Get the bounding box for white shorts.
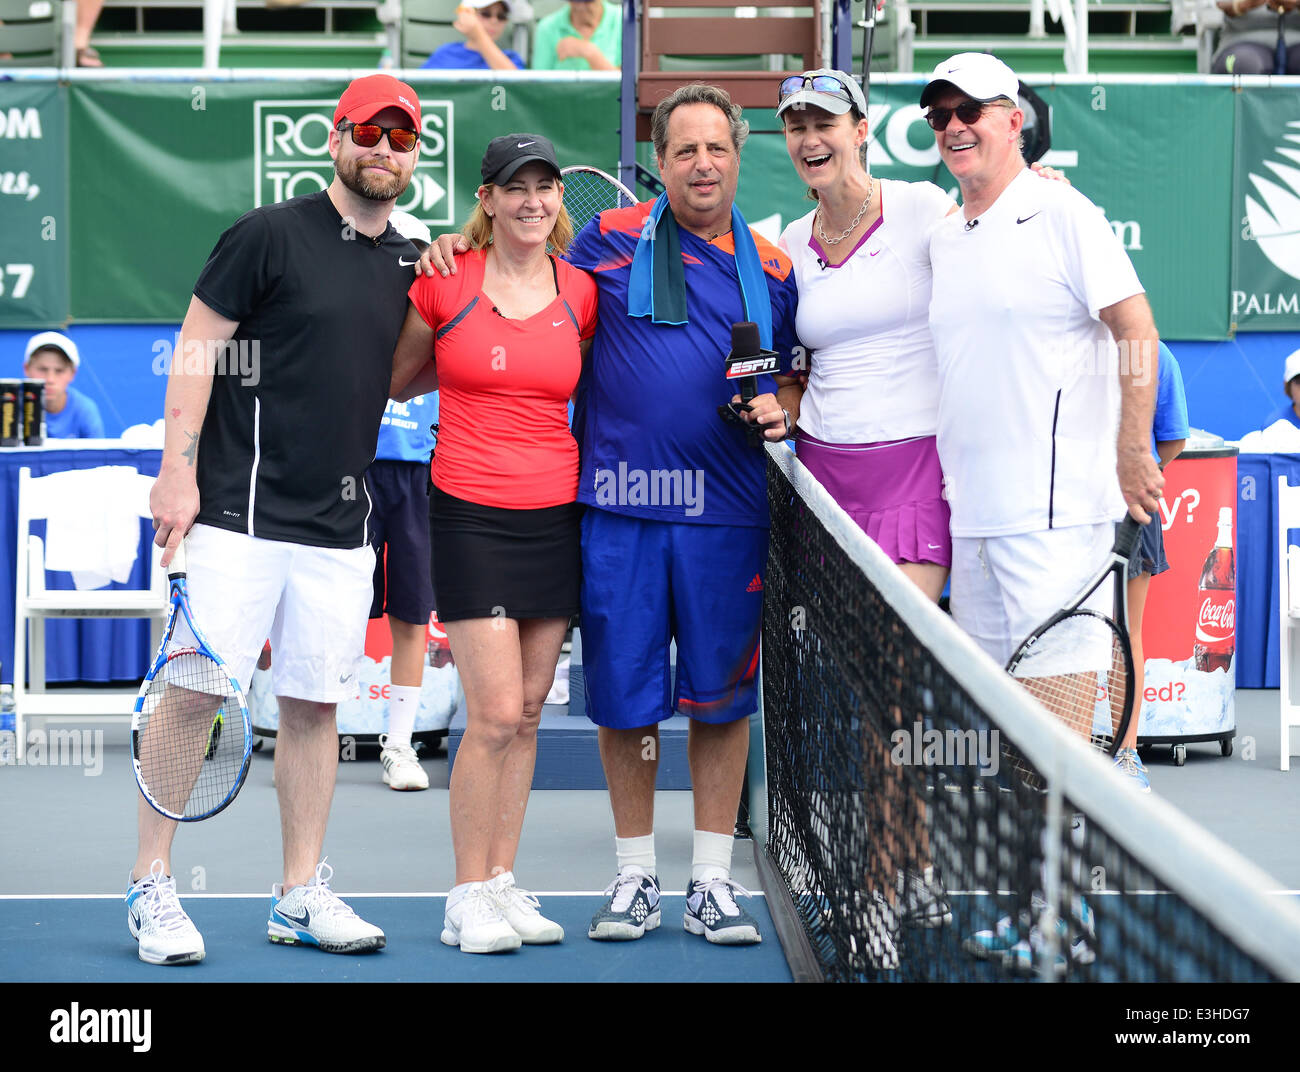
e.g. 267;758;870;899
171;523;375;704
950;523;1114;669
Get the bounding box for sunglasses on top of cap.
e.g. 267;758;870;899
778;74;855;107
925;99;1010;132
338;121;420;154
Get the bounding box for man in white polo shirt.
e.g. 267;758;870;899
923;52;1162;667
921;52;1164;973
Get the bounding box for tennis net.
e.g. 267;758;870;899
758;443;1300;983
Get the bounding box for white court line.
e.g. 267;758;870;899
0;890;770;900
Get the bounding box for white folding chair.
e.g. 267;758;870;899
1277;475;1300;771
13;465;168;761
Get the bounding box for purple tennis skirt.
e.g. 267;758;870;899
796;432;952;568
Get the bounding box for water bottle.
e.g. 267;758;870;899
378;48;395;70
0;684;16;765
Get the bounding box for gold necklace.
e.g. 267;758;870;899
817;176;875;247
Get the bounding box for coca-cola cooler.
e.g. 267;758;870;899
1135;441;1237;765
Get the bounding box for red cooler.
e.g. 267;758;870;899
1136;442;1238;765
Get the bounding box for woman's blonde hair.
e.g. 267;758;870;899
461;181;575;256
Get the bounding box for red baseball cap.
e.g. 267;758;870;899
333;74;421;130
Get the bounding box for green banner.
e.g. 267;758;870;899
0;82;69;327
66;78;619;321
1232;87;1300;331
698;81;1234;341
0;75;1288;337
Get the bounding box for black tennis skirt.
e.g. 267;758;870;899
429;484;582;622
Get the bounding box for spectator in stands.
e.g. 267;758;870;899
532;0;620;71
1262;346;1300;429
423;1;527;70
1212;0;1300;73
370;211;439;793
75;0;105;66
23;331;105;439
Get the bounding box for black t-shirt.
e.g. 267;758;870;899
192;191;417;548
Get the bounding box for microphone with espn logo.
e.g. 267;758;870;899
718;321;779;448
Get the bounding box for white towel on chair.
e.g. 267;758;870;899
39;467;154;589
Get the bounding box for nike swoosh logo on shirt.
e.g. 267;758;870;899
869;249;881;256
552;320;566;327
928;543;941;550
398;257;419;266
1016;212;1041;225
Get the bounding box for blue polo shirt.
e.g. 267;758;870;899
376;393;438;464
1152;342;1189;459
421;41;526;69
565;203;800;528
46;387;105;439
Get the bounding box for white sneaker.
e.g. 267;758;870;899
267;859;385;954
379;735;429;791
442;884;523;953
126;859;205;965
896;865;953;929
850;890;899;971
486;871;564;944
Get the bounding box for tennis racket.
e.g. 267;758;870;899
132;539;253;822
560;165;638;235
1003;516;1142;787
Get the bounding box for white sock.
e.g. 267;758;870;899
616;834;655;876
385;684;421;750
692;830;734;884
447;881;480;911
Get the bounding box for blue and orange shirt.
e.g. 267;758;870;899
566;202;801;528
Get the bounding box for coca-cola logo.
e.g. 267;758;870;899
1195;596;1235;644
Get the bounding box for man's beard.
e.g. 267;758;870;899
335;154;412;202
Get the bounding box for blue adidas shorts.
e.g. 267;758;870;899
580;509;766;729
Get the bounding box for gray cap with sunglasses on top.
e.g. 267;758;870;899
920;52;1019;109
776;69;868;118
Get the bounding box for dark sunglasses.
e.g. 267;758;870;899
477;6;509;19
778;74;855;107
925;99;1007;131
339;121;419;154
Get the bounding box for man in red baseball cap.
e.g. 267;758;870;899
126;74;431;967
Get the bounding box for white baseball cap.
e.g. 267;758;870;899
389;210;432;245
776;69;868;119
24;330;80;369
1284;346;1300;384
920;52;1020;109
461;0;532;18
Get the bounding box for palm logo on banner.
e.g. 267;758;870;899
1244;119;1300;281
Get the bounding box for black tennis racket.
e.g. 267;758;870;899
560;165;638;235
1003;516;1142;787
132;539;253;822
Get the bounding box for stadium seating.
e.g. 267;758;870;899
0;0;66;65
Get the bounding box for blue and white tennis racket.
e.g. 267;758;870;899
132;539;253;822
560;165;638;236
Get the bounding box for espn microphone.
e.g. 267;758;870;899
721;321;779;448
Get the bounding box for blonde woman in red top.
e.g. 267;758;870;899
391;134;597;954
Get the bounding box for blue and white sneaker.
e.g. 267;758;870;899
588;866;661;941
1113;748;1151;793
267;859;385;954
1004;897;1096;976
963;914;1021;960
684;876;762;945
126;859;205;965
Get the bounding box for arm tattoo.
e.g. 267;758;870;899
181;431;199;467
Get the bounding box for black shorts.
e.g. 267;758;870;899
429;484;581;622
368;459;436;624
1127;516;1170;580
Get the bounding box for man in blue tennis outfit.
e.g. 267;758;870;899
565;84;801;945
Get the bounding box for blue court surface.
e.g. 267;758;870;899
0;893;791;983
